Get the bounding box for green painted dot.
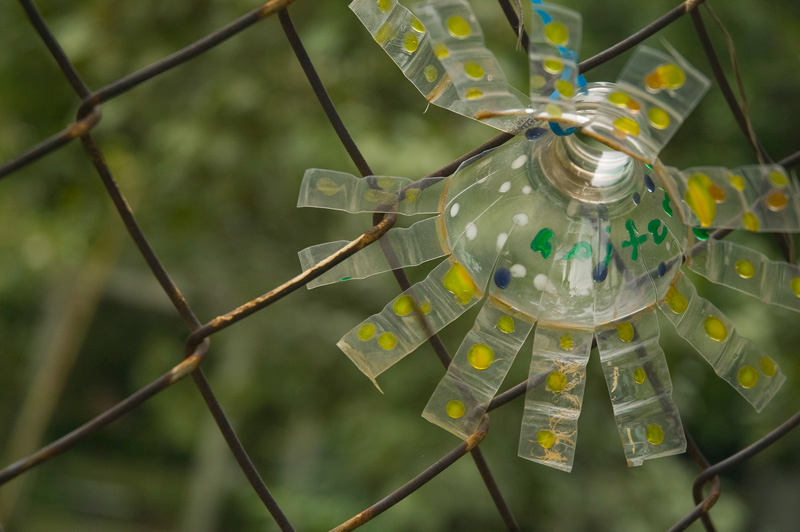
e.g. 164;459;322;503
403;31;419;52
537;430;556;449
559;335;573;350
692;227;709;241
646;424;665;445
546;371;567;393
737;366;758;388
791;277;800;298
446;15;471;38
378;332;397;350
316;177;340;196
468;343;494;370
377;0;392;12
497;315;515;334
419;301;432;315
617;322;635;342
634;367;646;384
424;64;438;82
704;316;727;342
357;323;376;341
446;400;465;418
769;170;789;188
393;295;415;316
759;356;776;377
735;260;755;279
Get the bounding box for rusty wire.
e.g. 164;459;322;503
0;0;799;530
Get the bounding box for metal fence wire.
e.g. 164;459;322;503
1;0;800;530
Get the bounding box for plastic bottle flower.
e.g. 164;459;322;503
296;0;797;472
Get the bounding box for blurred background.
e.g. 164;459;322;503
0;0;799;530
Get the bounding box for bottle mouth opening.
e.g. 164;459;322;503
538;131;640;204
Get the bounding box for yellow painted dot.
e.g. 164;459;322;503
742;212;760;232
791;277;800;298
648;107;671;130
646;423;665;445
665;285;688;314
613;116;640;136
316;177;340;196
497;315;515;334
545;103;562;118
378;332;397;350
410;16;425;33
403;31;419;53
634;367;646;384
737;366;759;389
769;171;788;188
686;173;716;227
554;80;574;98
393;295;415;316
358;323;376;341
544;21;569;45
609;92;630;106
735;260;754;279
433;43;450;59
543;58;563;73
766;191;789;212
447;15;471;38
537;430;556;449
704;316;727;342
465;87;484;100
759;356;777;377
546;371;567;393
464;61;484;79
708;184;727;203
656;64;685;89
442;262;477;305
468;343;494;370
375;23;394;45
530;74;546;89
424;65;438;83
405;188;420;203
729;174;746;191
617;322;635;343
377;0;392;13
419;300;432;315
446;400;465;418
559;335;573;350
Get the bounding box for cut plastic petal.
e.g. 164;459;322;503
299;216;448;289
422;295;535;438
578;46;710;162
518;324;592;472
658;272;786;412
349;0;530;133
667;164;800;231
528;2;582;122
297;169;443;214
596;308;686;467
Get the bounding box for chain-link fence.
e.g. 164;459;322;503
1;0;799;530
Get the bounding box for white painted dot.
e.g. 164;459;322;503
533;274;548;290
499;181;511;193
511;155;526;169
512;213;529;226
466;223;478;241
522;185;532;195
450;203;460;217
510;264;526;278
496;232;508;252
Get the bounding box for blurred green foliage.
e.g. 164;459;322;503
0;0;799;531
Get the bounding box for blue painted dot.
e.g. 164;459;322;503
657;262;666;277
592;262;608;283
525;127;547;141
645;174;655;193
494;268;512;289
633;192;641;205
